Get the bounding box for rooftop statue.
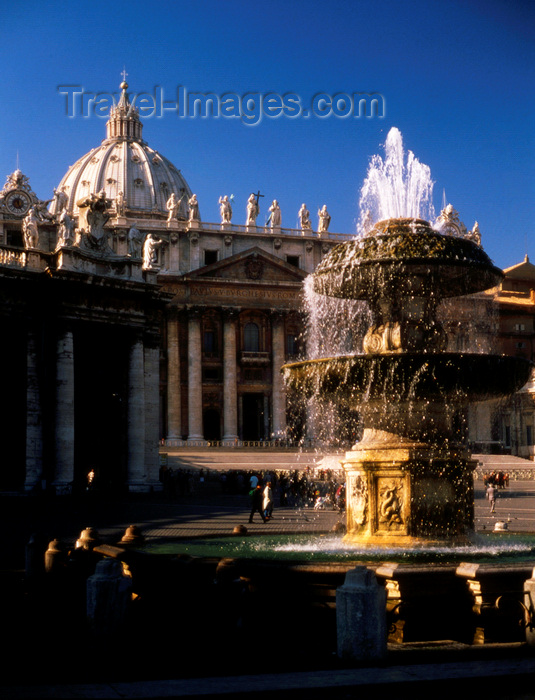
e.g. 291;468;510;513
299;203;311;231
53;186;68;214
143;233;163;269
5;169;30;191
246;193;259;226
317;205;331;234
76;190;111;251
22;207;39;249
188;194;200;222
166;192;181;225
268;199;281;228
57;209;75;248
469;221;482;246
219;195;232;223
127;225;143;258
115;190;125;216
435;203;468;238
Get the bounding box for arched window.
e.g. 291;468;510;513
244;322;260;352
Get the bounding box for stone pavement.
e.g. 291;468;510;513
1;464;535;699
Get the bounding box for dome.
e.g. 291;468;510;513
50;81;195;220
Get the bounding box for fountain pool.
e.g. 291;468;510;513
139;531;535;564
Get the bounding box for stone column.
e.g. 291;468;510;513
54;328;75;494
187;310;204;441
166;313;181;439
127;335;146;488
271;313;287;439
189;231;200;271
222;310;238;444
168;232;180;271
25;327;43;491
143;342;160;489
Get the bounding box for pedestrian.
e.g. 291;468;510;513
249;483;266;523
486;482;497;513
263;481;274;521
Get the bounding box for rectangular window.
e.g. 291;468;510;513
286;255;300;268
286;334;298;356
505;426;511;447
202;367;221;382
204;250;218;266
527;425;533;445
203;330;218;354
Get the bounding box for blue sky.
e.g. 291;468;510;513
1;0;533;268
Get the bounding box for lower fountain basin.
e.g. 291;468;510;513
138;531;535;565
283;352;533;403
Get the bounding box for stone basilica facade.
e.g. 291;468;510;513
0;81;348;494
1;81;534;495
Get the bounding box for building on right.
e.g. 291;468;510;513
462;254;535;458
487;255;535;458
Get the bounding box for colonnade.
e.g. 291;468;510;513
24;326;160;494
166;307;289;443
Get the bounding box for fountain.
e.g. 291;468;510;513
283;128;533;548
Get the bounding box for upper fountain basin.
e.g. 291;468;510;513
282;352;533;404
313;219;503;300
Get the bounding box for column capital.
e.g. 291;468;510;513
222;306;240;321
271;309;288;325
186;305;204;319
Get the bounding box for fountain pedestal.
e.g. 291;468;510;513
343;430;475;546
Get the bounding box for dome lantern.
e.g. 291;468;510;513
105;81;143;143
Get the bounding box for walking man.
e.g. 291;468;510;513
486;482;497;513
249;483;266;523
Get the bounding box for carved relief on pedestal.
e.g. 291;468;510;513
376;477;405;531
348;473;368;528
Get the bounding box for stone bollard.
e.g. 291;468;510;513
120;525;145;545
524;567;535;646
86;559;132;639
76;527;100;550
336;566;387;661
44;539;67;575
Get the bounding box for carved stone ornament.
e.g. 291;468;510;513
377;478;404;530
189;230;199;245
245;255;264;280
350;474;368;527
273;238;282;250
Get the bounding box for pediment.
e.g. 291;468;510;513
186;247;308;284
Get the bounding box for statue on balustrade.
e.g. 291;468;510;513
22;207;40;248
143;233;163;269
299;203;311;231
57;209;75;247
188;194;200;222
76;190;111;251
268;200;281;228
246;193;259;226
219;195;233;223
318;205;331;233
128;225;143;258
